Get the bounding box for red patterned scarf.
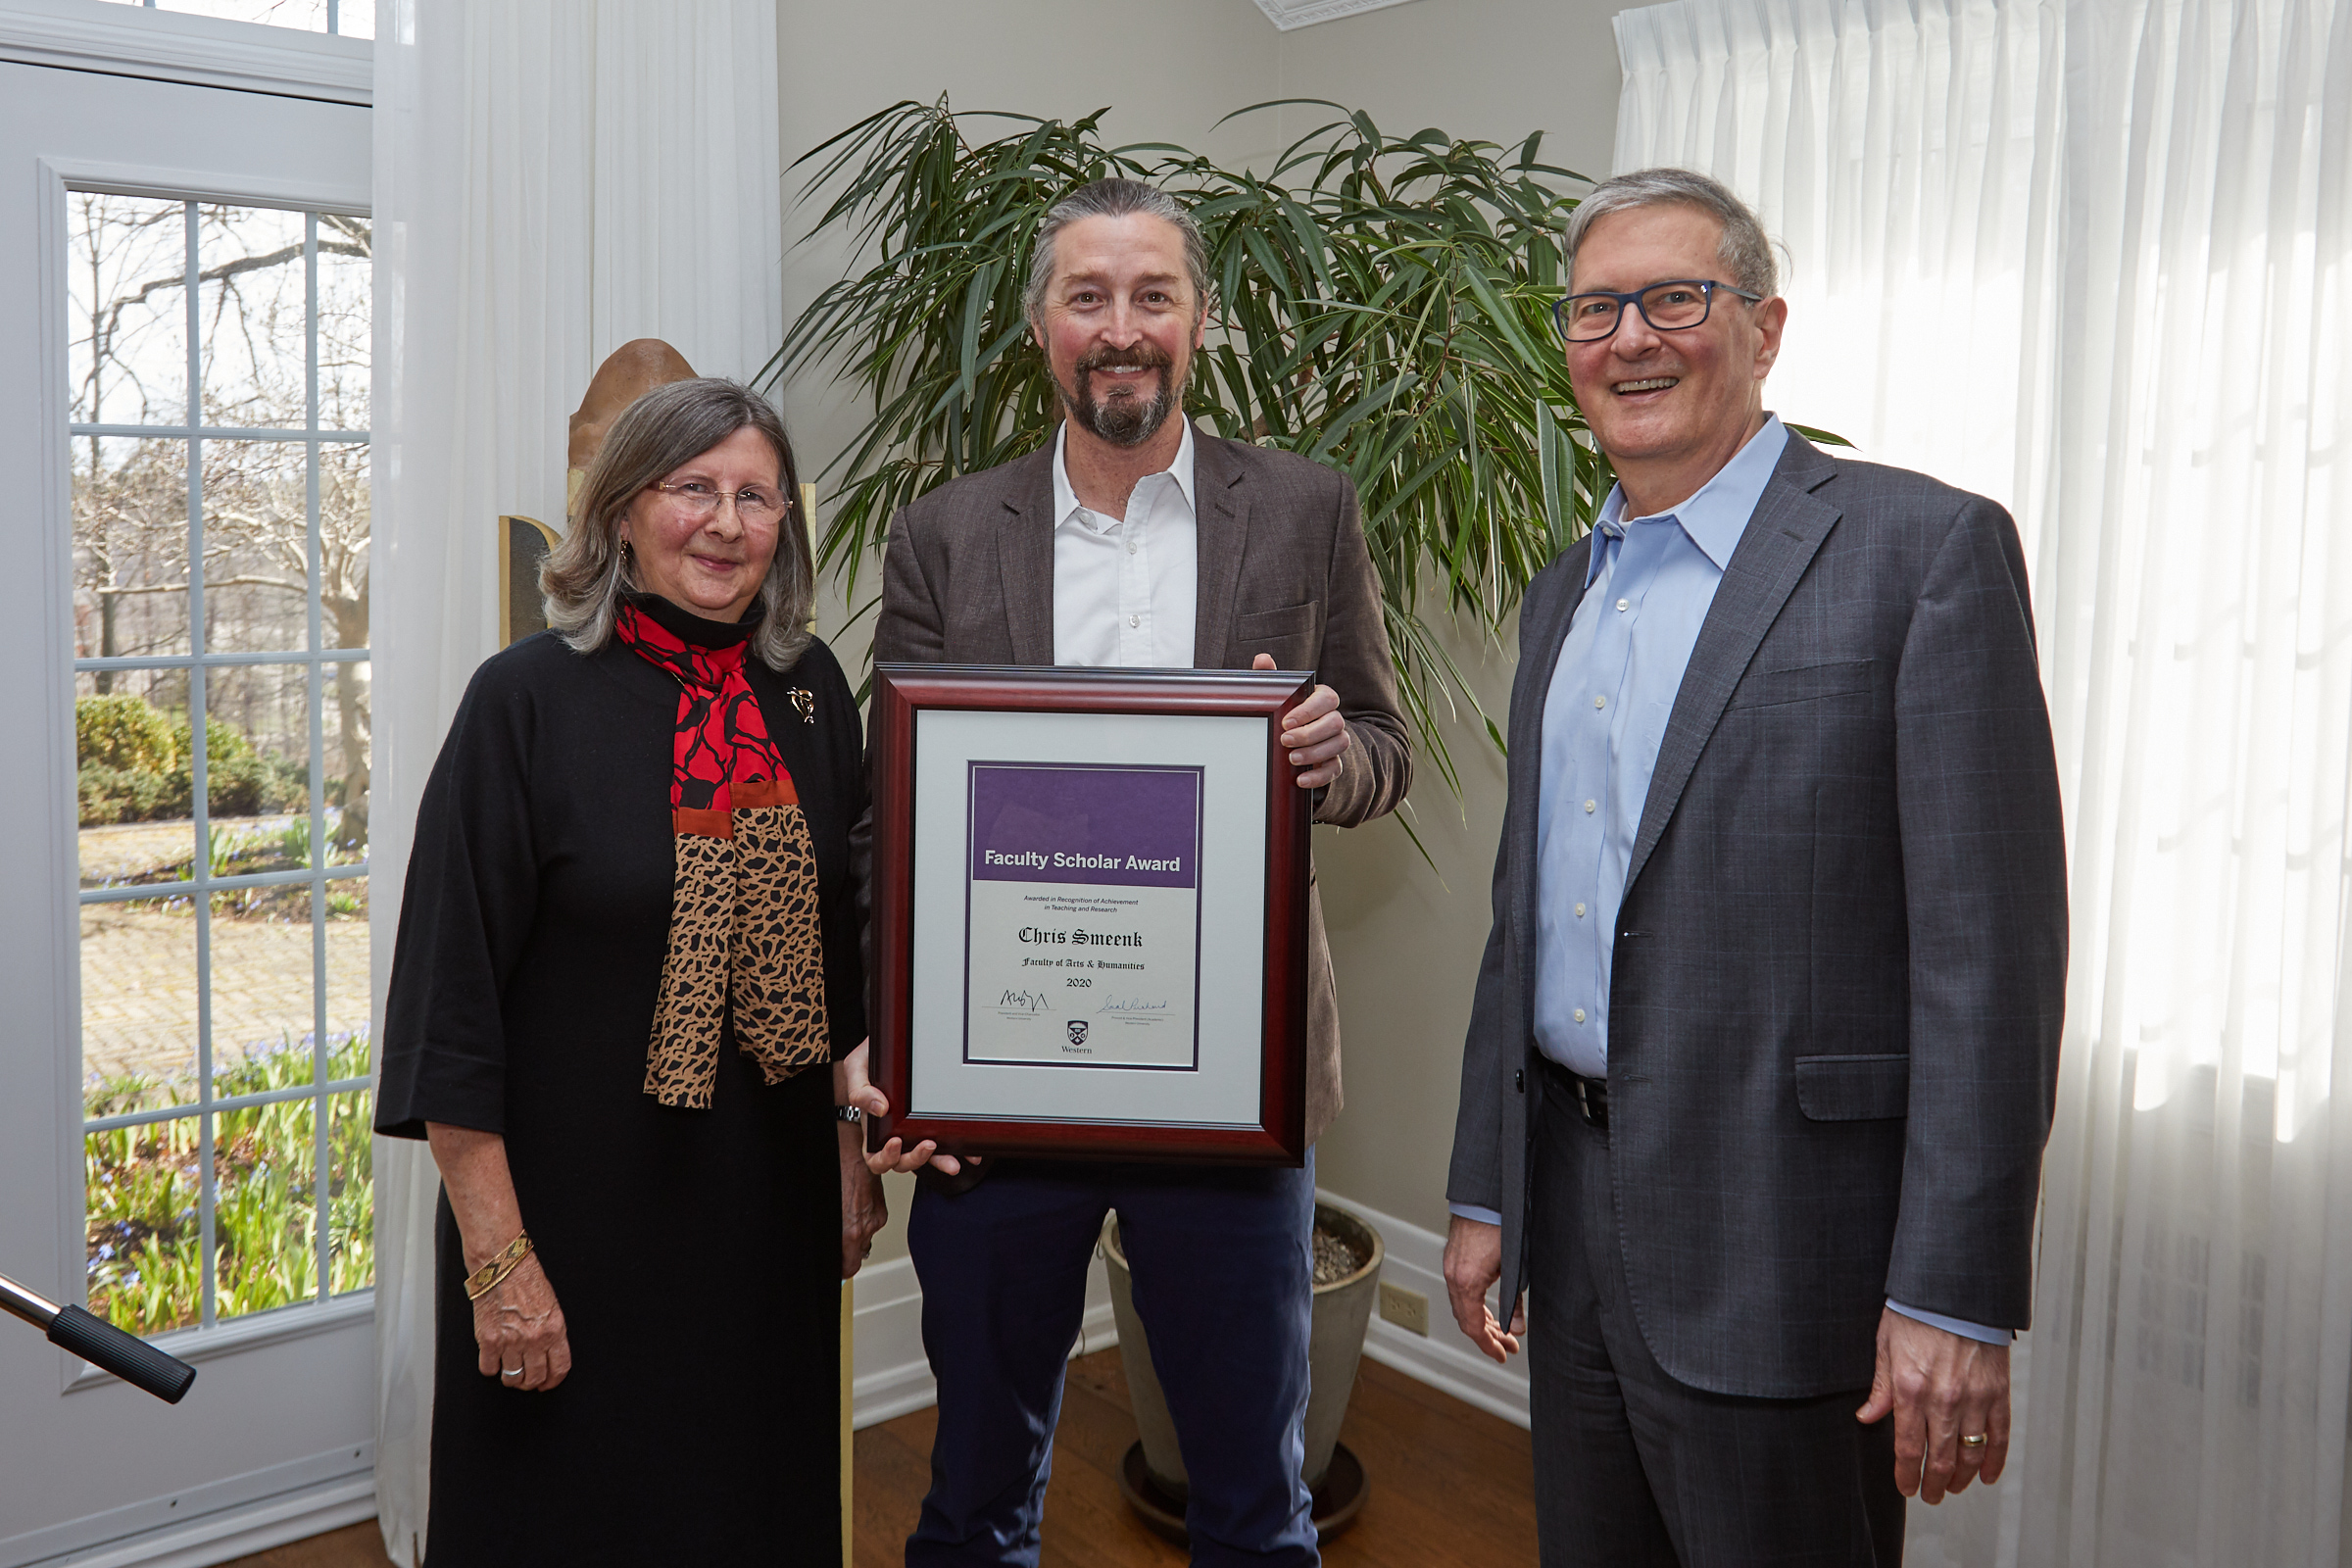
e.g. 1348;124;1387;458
612;600;829;1108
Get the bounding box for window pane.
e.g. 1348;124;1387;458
74;436;190;662
197;206;308;430
77;676;195;888
322;445;369;649
81;895;200;1119
202;440;313;652
325;658;371;851
70;194;188;428
199;662;314;821
80;816;196;897
152;0;325;29
208;889;319;1092
326;1089;373;1296
318;219;370;428
324;874;370;1074
214;1096;318;1320
85;0;373;38
85;1117;205;1336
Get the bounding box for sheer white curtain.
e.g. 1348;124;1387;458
369;3;781;1559
1614;0;2352;1562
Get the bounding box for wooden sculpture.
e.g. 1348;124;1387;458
502;339;701;648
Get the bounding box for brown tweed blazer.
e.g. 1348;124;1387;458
867;427;1411;1145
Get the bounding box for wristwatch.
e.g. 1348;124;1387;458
834;1104;863;1124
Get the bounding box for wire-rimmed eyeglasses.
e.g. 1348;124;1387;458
649;479;790;526
1552;279;1764;344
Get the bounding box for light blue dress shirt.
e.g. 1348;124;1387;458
1452;415;2005;1347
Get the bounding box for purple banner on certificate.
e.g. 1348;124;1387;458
963;762;1203;1070
968;764;1200;890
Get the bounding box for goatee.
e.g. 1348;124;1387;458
1057;342;1181;448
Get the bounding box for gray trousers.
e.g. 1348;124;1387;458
1527;1071;1906;1567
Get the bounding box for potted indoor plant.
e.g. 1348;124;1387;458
1102;1203;1383;1541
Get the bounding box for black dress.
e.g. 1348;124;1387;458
375;606;863;1567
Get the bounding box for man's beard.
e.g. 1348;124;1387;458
1056;342;1182;448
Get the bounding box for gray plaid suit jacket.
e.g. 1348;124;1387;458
1446;432;2067;1397
868;428;1411;1146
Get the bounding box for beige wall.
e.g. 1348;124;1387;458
777;0;1623;1255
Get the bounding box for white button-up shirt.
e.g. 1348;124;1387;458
1050;418;1199;668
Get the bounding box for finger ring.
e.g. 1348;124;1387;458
501;1367;523;1378
1959;1433;1988;1448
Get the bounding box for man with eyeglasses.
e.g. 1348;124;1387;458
864;176;1409;1567
1443;168;2066;1564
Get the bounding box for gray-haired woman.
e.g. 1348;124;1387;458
375;378;947;1565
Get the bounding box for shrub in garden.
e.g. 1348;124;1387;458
77;693;176;772
73;698;308;826
77;762;176;827
163;717;308;818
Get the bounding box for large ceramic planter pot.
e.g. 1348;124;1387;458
1102;1202;1383;1539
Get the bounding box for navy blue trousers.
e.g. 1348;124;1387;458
905;1153;1320;1567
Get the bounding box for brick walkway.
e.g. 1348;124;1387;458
76;817;371;1092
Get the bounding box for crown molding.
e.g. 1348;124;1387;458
0;0;368;106
1251;0;1427;30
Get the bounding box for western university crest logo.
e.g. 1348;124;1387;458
1067;1019;1090;1046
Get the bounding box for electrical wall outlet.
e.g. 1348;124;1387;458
1379;1281;1430;1336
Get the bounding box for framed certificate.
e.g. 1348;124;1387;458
868;664;1313;1164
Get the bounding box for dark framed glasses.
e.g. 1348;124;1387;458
1552;279;1764;344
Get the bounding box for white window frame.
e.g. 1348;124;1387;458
0;0;368;104
34;143;376;1388
3;37;378;1560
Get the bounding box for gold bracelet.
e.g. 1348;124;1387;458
464;1230;534;1301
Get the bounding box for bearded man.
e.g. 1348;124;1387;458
867;177;1410;1567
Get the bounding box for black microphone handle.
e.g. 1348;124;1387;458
46;1305;199;1404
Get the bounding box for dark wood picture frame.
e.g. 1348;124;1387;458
867;663;1313;1164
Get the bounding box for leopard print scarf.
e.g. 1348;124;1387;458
612;599;829;1108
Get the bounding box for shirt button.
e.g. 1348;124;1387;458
1127;540;1138;555
1573;1007;1588;1024
1616;598;1630;612
1584;799;1596;813
1575;903;1586;918
1128;613;1141;628
1593;695;1606;710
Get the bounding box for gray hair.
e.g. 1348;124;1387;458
1023;177;1210;328
1562;168;1779;300
541;378;812;671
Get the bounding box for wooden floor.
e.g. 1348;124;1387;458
856;1348;1537;1568
220;1522;395;1568
226;1348;1536;1568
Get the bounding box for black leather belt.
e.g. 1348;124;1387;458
1540;1055;1608;1130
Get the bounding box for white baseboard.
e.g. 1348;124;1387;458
845;1191;1529;1433
2;1445;375;1568
1318;1190;1531;1430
